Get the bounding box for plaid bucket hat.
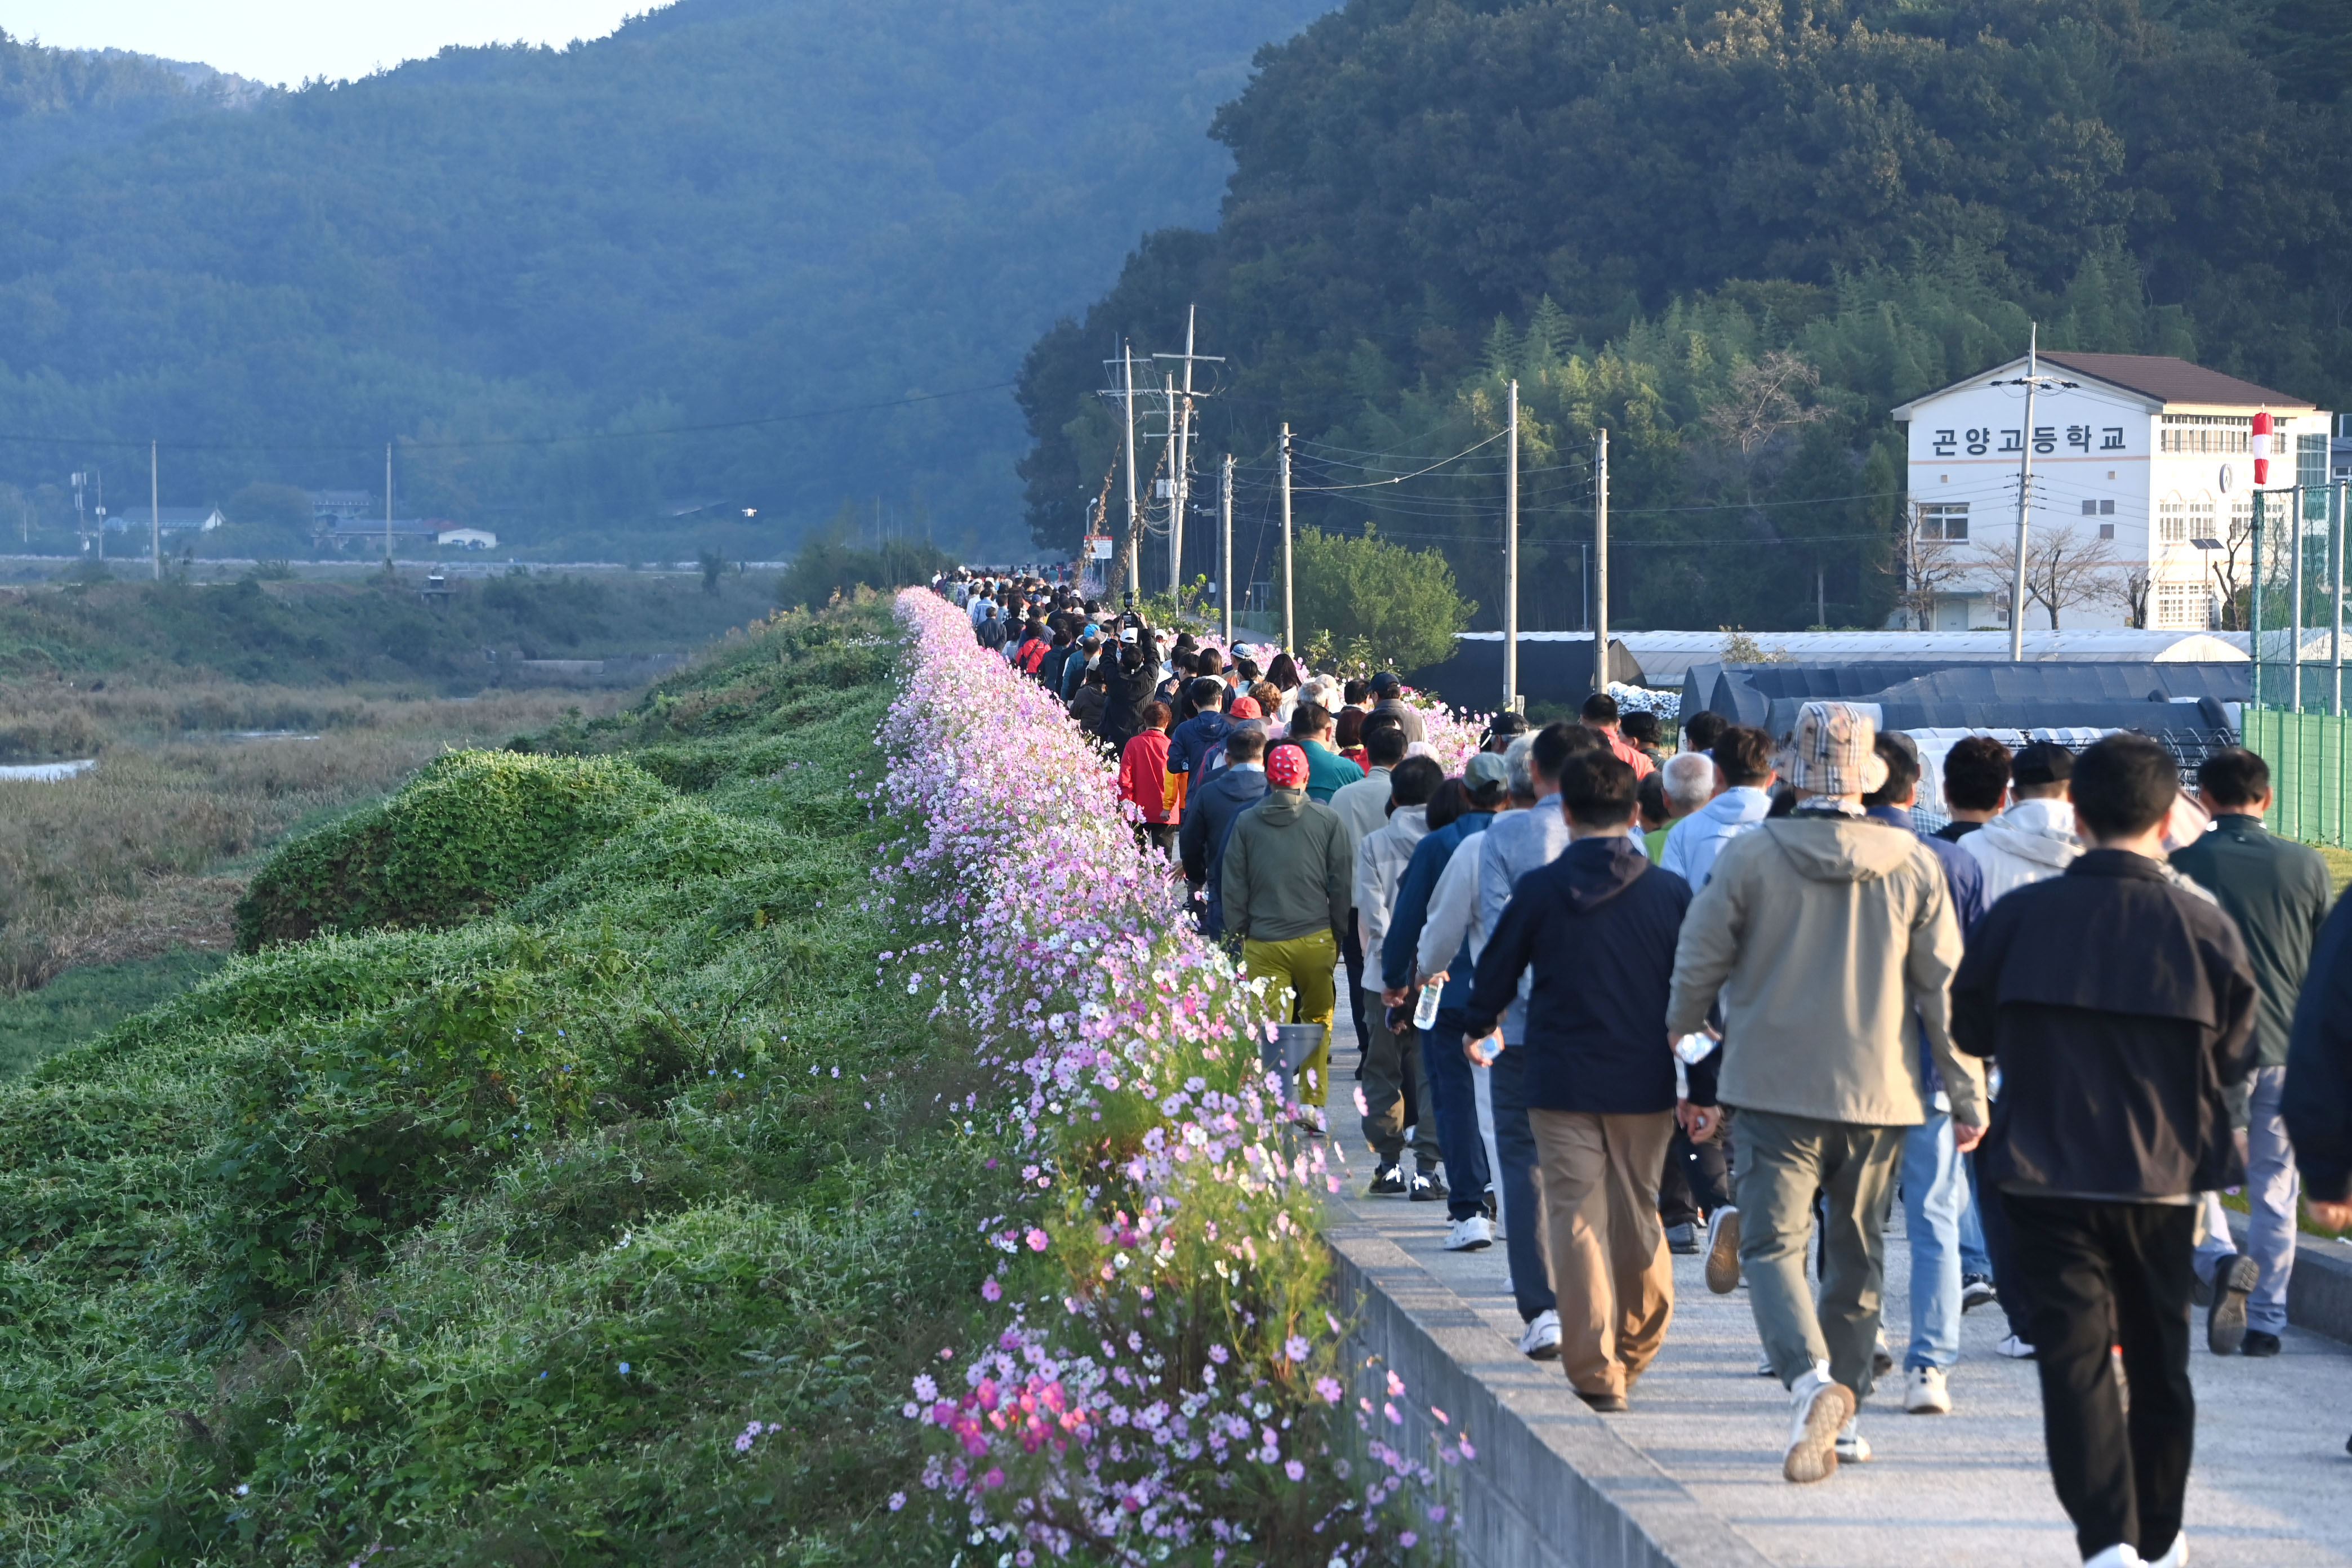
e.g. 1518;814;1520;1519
1782;701;1889;797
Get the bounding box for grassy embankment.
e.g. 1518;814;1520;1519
1;596;1000;1565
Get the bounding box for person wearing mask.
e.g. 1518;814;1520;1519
1177;723;1269;936
1659;725;1776;890
1933;736;2012;843
1465;749;1699;1411
1952;734;2256;1568
1117;702;1180;859
1060;624;1102;705
1579;693;1656;779
1221;742;1354;1112
1387;751;1513;1257
1355;755;1447;1196
2169;748;2334;1359
1668;702;1984;1485
1960;742;2082;901
1367;672;1427;744
1861;730;1988;1416
1287;702;1365;804
1331;721;1411;1062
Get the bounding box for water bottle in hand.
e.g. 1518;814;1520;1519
1411;979;1444;1032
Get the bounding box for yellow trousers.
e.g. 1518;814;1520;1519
1241;929;1337;1106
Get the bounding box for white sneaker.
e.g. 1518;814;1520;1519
1995;1333;2037;1360
1756;1353;1777;1377
1782;1363;1854;1484
1445;1214;1495;1252
1518;1309;1561;1361
2142;1531;2188;1568
2083;1547;2145;1568
1834;1416;1871;1464
1903;1365;1951;1415
1704;1206;1742;1294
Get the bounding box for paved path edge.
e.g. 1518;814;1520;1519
2225;1209;2352;1344
1328;1214;1776;1568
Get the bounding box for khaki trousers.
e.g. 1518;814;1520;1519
1240;930;1337;1106
1732;1107;1903;1398
1527;1107;1677;1399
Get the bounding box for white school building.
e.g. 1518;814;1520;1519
1889;352;2331;632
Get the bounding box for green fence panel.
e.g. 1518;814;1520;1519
2244;707;2352;848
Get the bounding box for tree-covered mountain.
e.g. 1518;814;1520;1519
0;0;1333;560
1019;0;2352;631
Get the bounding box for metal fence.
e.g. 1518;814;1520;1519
2242;707;2352;848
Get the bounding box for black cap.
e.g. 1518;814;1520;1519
1370;671;1401;694
2011;741;2075;787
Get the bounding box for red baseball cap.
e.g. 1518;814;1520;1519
1266;743;1309;789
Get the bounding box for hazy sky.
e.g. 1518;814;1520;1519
2;1;643;86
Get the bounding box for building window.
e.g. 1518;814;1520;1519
2158;498;2187;545
2099;523;2116;540
2080;498;2116;515
2157;582;2203;628
1919;502;1968;541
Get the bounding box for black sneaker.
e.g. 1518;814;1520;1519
1368;1164;1405;1197
2242;1329;2282;1358
2207;1253;2258;1356
1480;1187;1498;1222
1409;1170;1447;1201
1961;1275;1997;1313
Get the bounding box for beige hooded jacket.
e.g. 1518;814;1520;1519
1665;813;1985;1127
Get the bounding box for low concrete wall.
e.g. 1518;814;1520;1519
2224;1209;2352;1344
1326;1213;1772;1568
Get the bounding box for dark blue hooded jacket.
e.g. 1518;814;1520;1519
1464;834;1705;1113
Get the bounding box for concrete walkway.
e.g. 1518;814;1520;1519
1325;985;2352;1568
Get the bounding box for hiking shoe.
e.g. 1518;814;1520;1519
2144;1531;2188;1568
1995;1333;2036;1360
1409;1169;1447;1201
1704;1206;1742;1294
2242;1329;2282;1358
1665;1222;1700;1254
1903;1365;1951;1415
1961;1275;1998;1313
1367;1164;1405;1197
1444;1215;1494;1252
1575;1388;1627;1413
1518;1309;1561;1361
1782;1366;1854;1484
1834;1417;1871;1464
1872;1331;1894;1378
2207;1253;2258;1356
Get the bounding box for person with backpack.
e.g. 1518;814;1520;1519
1177;723;1269;936
1117;702;1181;859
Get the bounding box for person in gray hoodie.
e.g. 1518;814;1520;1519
1959;742;2082;903
1659;725;1777;890
1354;755;1445;1194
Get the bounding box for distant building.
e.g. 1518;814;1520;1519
104;505;224;533
318;518;497;551
307;489;374;521
435;527;497;550
1891;353;2332;631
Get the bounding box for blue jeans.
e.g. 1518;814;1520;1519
2193;1064;2297;1335
1959;1154;1992;1279
1903;1110;1965;1371
1488;1045;1557;1323
1427;1009;1491;1222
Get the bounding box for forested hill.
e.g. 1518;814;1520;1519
1019;0;2352;632
0;0;1332;560
0;34;261;192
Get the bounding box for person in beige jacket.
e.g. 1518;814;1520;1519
1665;702;1987;1487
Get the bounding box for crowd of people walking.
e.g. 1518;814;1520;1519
938;569;2352;1568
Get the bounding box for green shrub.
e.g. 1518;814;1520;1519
232;750;673;951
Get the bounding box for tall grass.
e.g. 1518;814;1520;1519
0;682;624;990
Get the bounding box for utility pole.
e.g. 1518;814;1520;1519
1280;423;1294;654
1151;308;1222;606
385;442;395;567
1220;452;1234;647
1593;428;1610;697
150;440;161;580
1164;374;1180;593
1503;378;1519;714
1123;346;1140;600
2010;326;2038;661
2252;492;2268;707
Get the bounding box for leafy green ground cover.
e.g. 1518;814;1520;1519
0;599;1009;1565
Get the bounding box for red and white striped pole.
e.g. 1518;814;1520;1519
2253;409;2273;486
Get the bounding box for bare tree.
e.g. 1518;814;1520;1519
1701;350;1828;457
2122;568;2153;630
1895;516;1978;630
2204;508;2257;631
1971;532;2132;630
